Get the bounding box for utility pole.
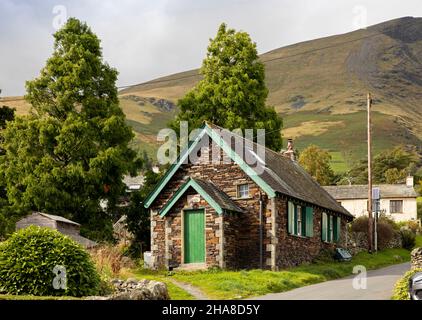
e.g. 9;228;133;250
367;93;374;253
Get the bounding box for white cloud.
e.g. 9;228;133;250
0;0;421;96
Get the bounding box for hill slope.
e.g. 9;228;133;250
2;17;422;171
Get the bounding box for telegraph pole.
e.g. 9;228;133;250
367;93;374;253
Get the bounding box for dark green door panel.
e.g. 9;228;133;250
184;210;205;263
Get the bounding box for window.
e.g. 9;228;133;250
237;184;249;198
390;200;403;213
297;206;302;236
322;212;341;243
288;201;313;237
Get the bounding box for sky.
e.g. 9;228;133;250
1;0;422;96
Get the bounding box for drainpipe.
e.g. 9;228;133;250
259;193;263;269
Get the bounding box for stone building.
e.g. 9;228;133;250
144;123;353;270
16;212;97;249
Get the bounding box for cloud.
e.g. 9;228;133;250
0;0;421;96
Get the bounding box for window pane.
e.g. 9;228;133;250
390;200;403;213
237;184;249;198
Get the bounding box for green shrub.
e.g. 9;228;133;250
400;230;416;250
351;216;395;249
392;268;422;300
0;226;100;297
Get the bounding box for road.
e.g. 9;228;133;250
251;262;410;300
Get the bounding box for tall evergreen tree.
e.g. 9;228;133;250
171;23;283;151
0;18;139;240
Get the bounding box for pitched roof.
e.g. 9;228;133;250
145;122;352;219
37;212;80;226
159;178;244;217
323;184;419;200
194;179;245;213
67;234;97;249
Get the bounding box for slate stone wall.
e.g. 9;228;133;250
149;144;348;270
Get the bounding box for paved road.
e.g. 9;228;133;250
251;262;410;300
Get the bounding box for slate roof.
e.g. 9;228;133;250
193;178;245;213
323;184;419;200
145;122;353;219
208;123;353;219
38;212;80;226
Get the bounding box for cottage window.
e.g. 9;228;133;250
237;184;249;198
288;201;313;237
390;200;403;213
322;213;341;243
297;206;302;236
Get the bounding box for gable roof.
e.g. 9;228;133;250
145;122;352;219
323;184;419;200
159;178;244;217
37;212;80;226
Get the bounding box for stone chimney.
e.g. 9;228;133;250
283;138;295;161
406;176;414;187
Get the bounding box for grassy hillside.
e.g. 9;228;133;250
2;17;421;172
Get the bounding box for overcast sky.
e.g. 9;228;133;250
1;0;421;96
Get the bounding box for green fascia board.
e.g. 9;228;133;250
144;124;207;208
159;178;223;217
144;123;276;209
204;126;276;198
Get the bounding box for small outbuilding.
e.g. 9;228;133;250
16;212;97;249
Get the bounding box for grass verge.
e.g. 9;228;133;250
135;248;410;300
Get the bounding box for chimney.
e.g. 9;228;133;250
283;138;295;161
406;176;414;187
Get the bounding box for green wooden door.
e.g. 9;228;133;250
184;210;205;263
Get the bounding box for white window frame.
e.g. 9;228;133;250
237;184;249;198
329;215;334;242
297;205;302;236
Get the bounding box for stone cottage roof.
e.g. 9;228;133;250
159;178;244;217
37;212;80;226
323;184;419;200
145;122;353;220
208;123;353;219
193;179;245;213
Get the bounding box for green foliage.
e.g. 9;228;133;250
392;268;422;300
0;226;100;296
348;146;419;184
0;18;139;240
142;248;409;299
351;216;396;250
171;23;283;151
298;145;335;185
125;168;161;257
400;230;416;250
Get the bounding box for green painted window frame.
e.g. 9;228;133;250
288;201;313;238
322;212;340;243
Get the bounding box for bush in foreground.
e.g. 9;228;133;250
0;226;100;297
400;230;416;250
392;268;422;300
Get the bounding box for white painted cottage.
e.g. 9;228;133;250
324;177;419;222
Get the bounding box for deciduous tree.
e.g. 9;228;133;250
298;145;335;185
